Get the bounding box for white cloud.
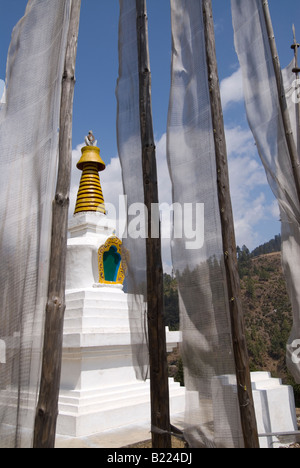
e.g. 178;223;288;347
220;67;244;110
219;67;281;248
270;199;280;220
225;125;255;157
156;134;173;272
101;155;123;217
154;129;272;259
233;192;267;248
225;126;267;195
156;133;172;205
69;143;84;216
225;125;278;249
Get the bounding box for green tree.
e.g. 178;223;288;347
175;357;184;387
245;277;255;299
163;273;180;331
237;245;251;278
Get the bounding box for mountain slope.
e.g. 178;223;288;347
164;249;300;403
240;252;292;372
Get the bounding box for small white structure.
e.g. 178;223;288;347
252;372;298;448
213;372;298;448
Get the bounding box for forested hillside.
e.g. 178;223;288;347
164;235;300;403
250;234;281;258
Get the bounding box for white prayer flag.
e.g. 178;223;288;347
0;0;71;447
231;0;300;383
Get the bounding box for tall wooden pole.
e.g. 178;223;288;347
291;25;300;156
136;0;171;449
262;0;300;206
202;0;260;448
33;0;81;449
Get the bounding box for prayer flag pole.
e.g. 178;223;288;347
136;0;172;449
291;25;300;155
262;0;300;206
33;0;81;448
202;0;259;448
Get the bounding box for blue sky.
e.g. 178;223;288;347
1;1;300;268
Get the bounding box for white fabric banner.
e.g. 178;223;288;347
231;0;300;382
0;0;71;447
116;0;149;381
282;62;300;383
167;0;243;448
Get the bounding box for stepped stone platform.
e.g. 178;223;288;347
57;287;185;438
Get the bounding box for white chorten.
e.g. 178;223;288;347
57;140;185;438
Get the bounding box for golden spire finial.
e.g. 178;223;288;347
74;134;106;215
85;130;97;147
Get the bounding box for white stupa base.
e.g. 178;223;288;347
57;379;185;438
57;287;185;438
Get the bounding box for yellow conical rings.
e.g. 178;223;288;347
74;146;106;215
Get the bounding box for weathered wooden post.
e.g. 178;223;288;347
136;0;172;449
